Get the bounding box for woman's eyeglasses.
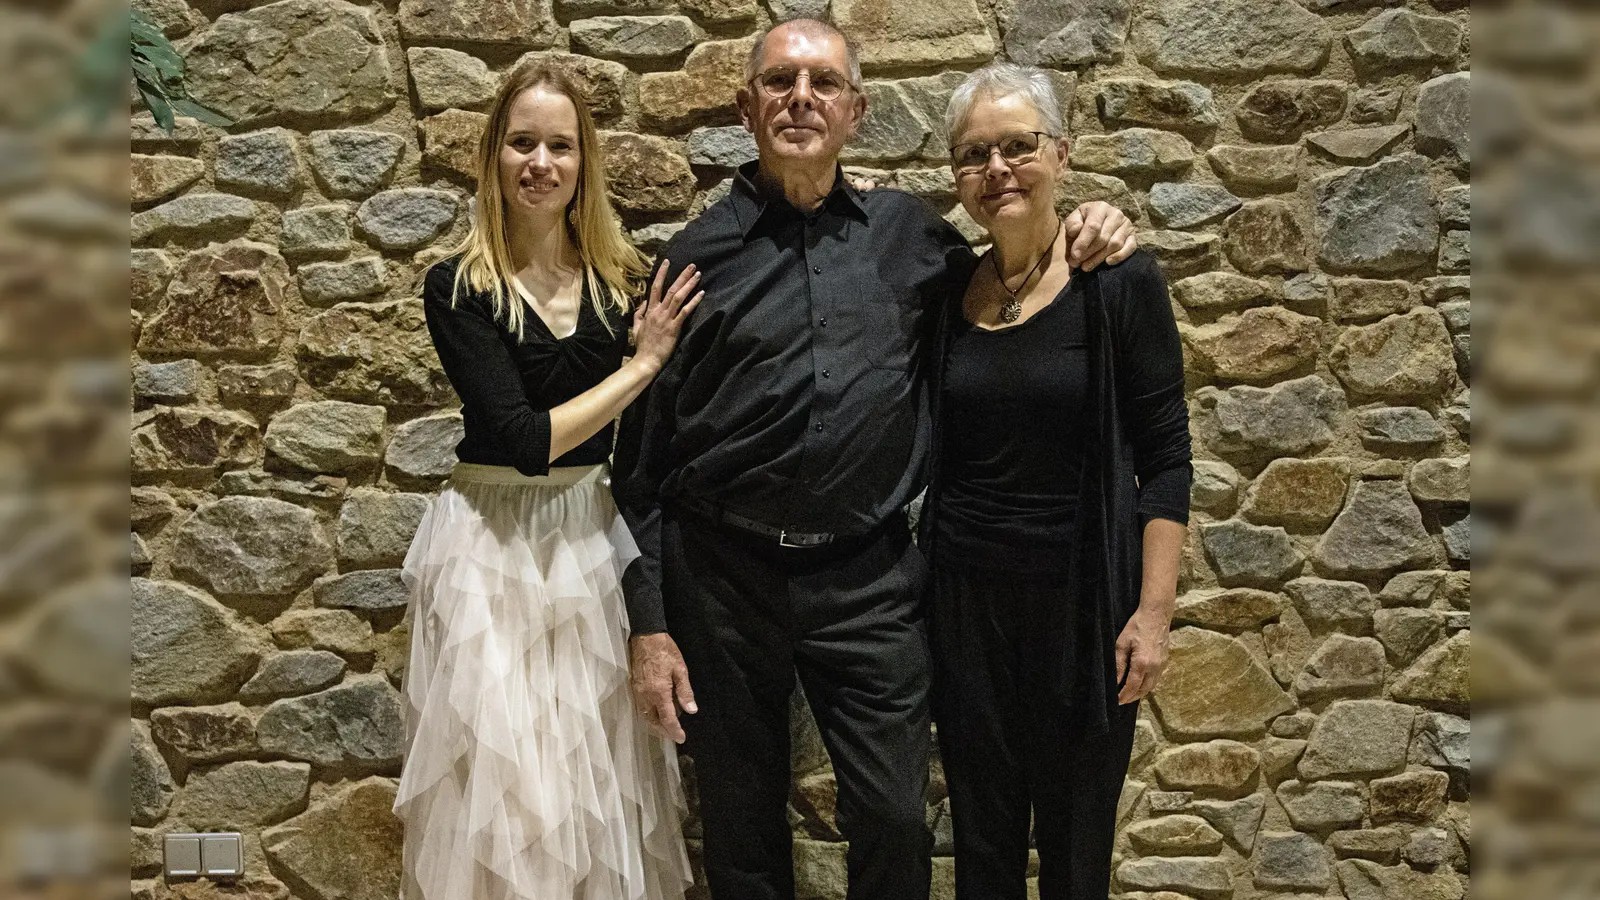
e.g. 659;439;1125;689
750;67;856;102
949;131;1054;174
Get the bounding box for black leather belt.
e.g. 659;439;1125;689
675;497;836;548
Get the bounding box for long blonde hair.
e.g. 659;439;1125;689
441;61;648;338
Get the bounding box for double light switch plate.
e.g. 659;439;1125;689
164;833;242;878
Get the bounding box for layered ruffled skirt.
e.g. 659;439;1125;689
396;463;691;900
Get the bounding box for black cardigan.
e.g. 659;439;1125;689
919;249;1192;733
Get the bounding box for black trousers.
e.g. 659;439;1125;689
661;513;934;900
931;562;1139;900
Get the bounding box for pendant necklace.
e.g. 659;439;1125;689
990;216;1062;324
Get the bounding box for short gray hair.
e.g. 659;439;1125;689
944;62;1065;147
744;16;863;89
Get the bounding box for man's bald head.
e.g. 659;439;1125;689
745;16;862;89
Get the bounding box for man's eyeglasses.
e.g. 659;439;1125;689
750;67;857;102
949;131;1054;174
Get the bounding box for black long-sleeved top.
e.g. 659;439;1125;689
422;257;627;475
922;248;1192;733
614;162;975;635
936;265;1191;574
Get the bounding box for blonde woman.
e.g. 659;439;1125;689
395;62;699;900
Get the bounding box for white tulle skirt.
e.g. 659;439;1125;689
395;463;691;900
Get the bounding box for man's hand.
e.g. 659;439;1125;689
629;632;696;744
1064;201;1137;272
1114;605;1171;705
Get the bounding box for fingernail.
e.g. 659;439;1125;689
685;702;698;713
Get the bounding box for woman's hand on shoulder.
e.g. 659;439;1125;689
631;260;703;374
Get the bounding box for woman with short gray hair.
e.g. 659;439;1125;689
920;61;1191;900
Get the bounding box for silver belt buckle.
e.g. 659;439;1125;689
778;529;803;548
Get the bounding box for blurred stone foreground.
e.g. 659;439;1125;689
26;0;1596;897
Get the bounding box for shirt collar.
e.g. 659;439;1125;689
729;159;869;239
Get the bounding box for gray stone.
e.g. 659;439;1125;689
399;0;558;47
406;47;496;113
315;569;409;612
1202;521;1303;587
170;497;335;598
132;578;262;706
997;0;1130;67
1409;456;1469;504
1172;271;1276;311
1127;815;1224;855
215;368;296;413
1300;699;1415;779
1356;407;1445;451
131;406;263;478
357;189;459;251
845;83;929;163
272;608;374;656
1254;831;1330;891
1071;128;1195;178
630;222;686;255
174;761;311;828
1346;9;1463;73
1314;480;1436;580
1437;299;1469;335
1054;172;1141;224
131;194;256;245
1438;229;1469;274
1422;276;1470;305
1391;630;1469;710
1306;124;1411;165
1137;230;1219;278
1414;73;1469;168
1153;740;1261;796
297;300;453;406
1294;634;1387;699
133;533;153;570
1285;578;1376;631
1116;856;1232;899
1330;827;1407;863
1223;199;1309;274
298;257;388;304
308;130;407;199
281;205;351;259
183;0;397;128
386;412;463;480
1148;790;1194;812
1147;182;1240;228
239;650;348;702
1378;570;1447;608
1373;608;1444;666
338;490;430;569
1190;794;1266;852
570;15;702;60
1370;770;1448;824
1404;826;1455;867
1198;376;1347;459
1409;710;1469;777
1206;144;1300;192
1096;78;1220;134
131;153;205;205
1442;514;1469;564
149;702;258;765
1336;859;1465;900
257;677;404;770
1131;0;1330;77
216;129;302;198
1331;308;1455;401
1236;80;1346;142
131;249;176;313
687;126;758;167
1151;628;1295;739
1174;587;1284;631
1350;86;1403;124
1185;306;1320;383
1438;186;1469;227
264;401;385;474
262;779;403;900
1261;735;1308;782
131;721;175;826
134;359;204;405
1312;155;1440;273
1190;460;1243;514
1271;712;1317;739
1283;272;1331;307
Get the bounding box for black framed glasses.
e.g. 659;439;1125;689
750;67;857;102
949;131;1054;174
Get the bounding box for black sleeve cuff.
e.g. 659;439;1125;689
512;409;553;477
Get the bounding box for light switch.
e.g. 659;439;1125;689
201;834;242;877
164;835;202;877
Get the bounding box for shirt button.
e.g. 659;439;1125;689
821;368;830;379
819;317;828;327
812;265;822;274
814;422;824;433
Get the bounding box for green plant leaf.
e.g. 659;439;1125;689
142;87;176;132
170;97;233;127
131;57;175;93
132;41;185;82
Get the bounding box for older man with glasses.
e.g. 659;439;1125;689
614;16;1136;900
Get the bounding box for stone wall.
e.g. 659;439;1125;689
129;0;1471;897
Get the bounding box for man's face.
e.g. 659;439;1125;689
738;25;866;172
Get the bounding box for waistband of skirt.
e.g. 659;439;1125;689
449;462;608;486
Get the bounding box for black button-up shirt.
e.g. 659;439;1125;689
615;161;975;634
